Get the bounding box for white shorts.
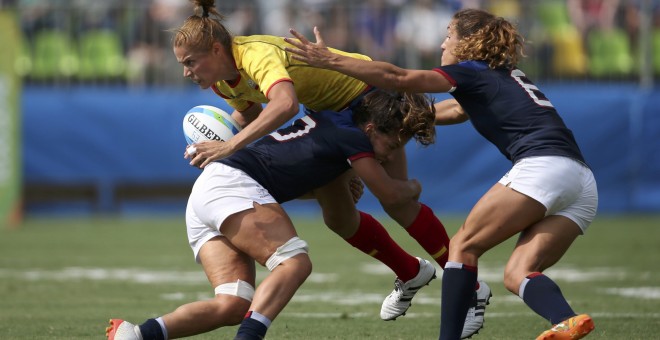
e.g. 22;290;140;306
498;156;598;233
186;162;277;262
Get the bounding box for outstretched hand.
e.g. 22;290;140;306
284;27;335;68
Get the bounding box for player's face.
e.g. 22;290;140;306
173;43;238;89
441;22;459;66
368;129;407;164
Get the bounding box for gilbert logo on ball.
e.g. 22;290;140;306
183;105;241;145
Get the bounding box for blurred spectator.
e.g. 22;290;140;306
568;0;636;77
567;0;621;35
620;0;660;47
10;0;660;84
74;0;121;32
293;0;333;42
352;0;400;62
125;0;188;85
453;0;482;10
485;0;521;21
0;0;18;8
313;1;353;51
256;0;293;36
395;0;453;69
19;0;59;41
222;0;262;36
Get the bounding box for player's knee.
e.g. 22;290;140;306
502;264;532;295
212;280;255;325
265;237;309;271
296;254;313;279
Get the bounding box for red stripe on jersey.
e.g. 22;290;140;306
211;83;229;99
265;78;294;99
224;72;242;87
348;152;375;162
433;68;457;87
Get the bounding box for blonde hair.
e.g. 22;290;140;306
172;0;232;53
452;8;524;69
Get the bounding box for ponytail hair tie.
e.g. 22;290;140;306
202;7;209;17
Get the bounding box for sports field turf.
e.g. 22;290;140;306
1;213;659;339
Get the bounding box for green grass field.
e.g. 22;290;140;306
1;214;659;339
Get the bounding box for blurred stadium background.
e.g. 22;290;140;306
0;0;659;224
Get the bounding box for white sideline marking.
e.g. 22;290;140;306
293;292;385;305
0;263;626;284
280;312;660;319
363;263;629;282
2;265;653;304
0;267;207;284
0;267;336;284
602;287;660;299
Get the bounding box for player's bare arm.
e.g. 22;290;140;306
434;99;469;125
285;27;454;94
189;82;299;169
351;157;421;208
228;81;299;150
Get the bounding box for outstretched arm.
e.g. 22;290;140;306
285;27;454;94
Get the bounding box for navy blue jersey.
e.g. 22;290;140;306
219;110;374;203
434;61;586;165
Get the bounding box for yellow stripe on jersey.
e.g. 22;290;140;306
212;35;371;112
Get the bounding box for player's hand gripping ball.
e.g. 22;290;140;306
183;105;242;155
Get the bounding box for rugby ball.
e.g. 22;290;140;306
183;105;241;145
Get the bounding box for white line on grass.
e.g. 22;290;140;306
0;263;628;284
601;287;660;299
362;263;629;282
0;267;335;284
279;312;660;319
3;265;651;304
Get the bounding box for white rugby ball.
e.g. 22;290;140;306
183;105;241;145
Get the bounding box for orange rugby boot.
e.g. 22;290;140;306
536;314;595;340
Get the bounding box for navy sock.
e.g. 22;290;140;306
138;319;165;340
520;272;575;324
234;311;269;340
439;262;478;340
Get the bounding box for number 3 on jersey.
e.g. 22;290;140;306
270;115;317;141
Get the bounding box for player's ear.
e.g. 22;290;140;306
363;123;375;135
211;41;223;55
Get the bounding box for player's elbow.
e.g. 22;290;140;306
283;97;299;117
275;94;299;118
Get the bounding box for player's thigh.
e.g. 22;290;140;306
198;236;256;288
504;215;581;291
312;170;360;235
220;202;301;266
451;183;546;261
